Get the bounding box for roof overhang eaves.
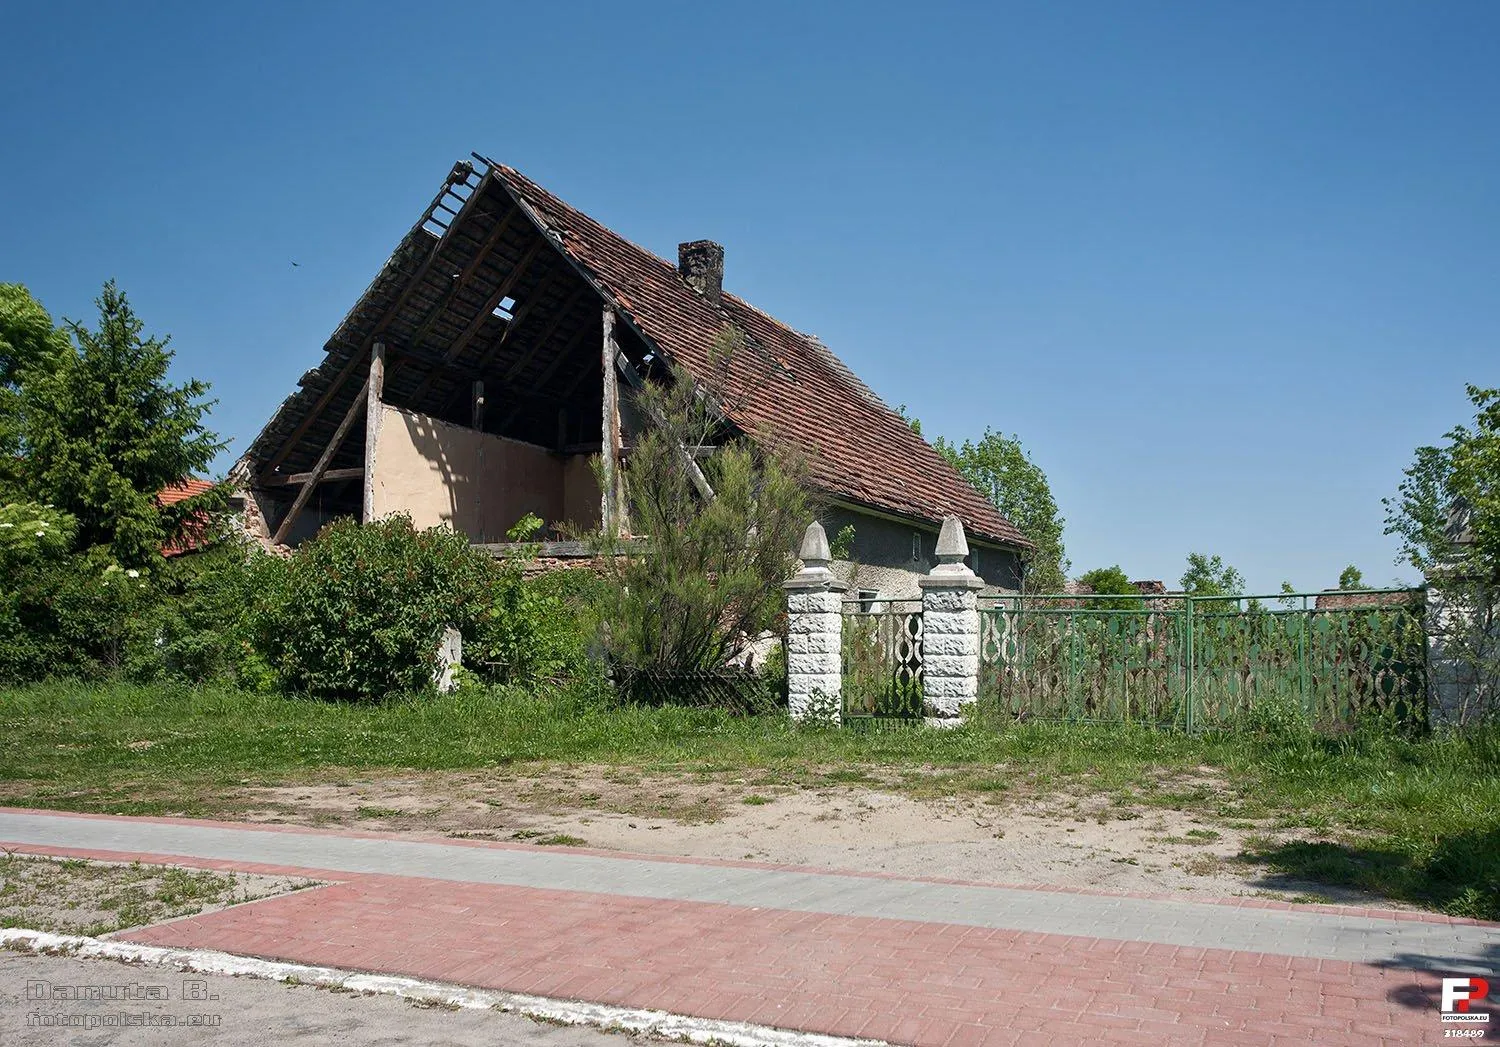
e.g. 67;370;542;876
823;494;1032;554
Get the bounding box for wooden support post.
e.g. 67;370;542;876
272;376;371;546
472;381;485;431
362;343;385;523
601;309;621;537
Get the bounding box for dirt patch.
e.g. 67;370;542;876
0;853;316;936
228;766;1397;907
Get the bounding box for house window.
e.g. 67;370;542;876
857;589;881;614
911;531;923;562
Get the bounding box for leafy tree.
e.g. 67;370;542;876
0;285;69;492
935;429;1068;593
1338;564;1368;590
1180;552;1246;612
1385;385;1500;582
1076;565;1142;611
596;362;810;686
1384;385;1500;722
16;281;225;563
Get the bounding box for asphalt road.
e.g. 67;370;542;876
1;953;639;1047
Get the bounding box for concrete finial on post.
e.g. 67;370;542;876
918;515;984;719
799;520;833;567
933;515;971;568
783;520;846;721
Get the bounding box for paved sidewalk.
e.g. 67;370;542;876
2;809;1494;1045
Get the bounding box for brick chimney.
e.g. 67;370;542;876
677;240;724;305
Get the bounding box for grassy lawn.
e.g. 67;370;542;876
0;853;313;936
1;681;1497;918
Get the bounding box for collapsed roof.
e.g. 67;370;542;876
245;155;1030;550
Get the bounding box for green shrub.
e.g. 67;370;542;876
483;568;607;683
123;538;272;686
250;515;580;699
0;545;156;682
595;360;809;678
0;502;76;566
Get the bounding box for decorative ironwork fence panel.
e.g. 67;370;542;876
842;599;924;721
978;591;1427;730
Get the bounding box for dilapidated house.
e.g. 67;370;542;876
238;156;1031;598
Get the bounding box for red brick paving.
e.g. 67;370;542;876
5;810;1493;1045
113;873;1482;1046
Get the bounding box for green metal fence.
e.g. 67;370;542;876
842;598;924;723
977;590;1428;729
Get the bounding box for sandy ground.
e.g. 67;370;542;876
228;767;1385;906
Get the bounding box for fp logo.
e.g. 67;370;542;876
1441;977;1491;1024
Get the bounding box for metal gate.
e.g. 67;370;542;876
977;590;1427;729
841;598;924;723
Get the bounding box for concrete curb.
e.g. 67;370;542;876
0;928;888;1047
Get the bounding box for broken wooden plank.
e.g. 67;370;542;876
272;375;371;545
263;466;365;487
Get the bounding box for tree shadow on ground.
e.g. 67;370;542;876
1237;825;1500;922
1383;943;1499;1018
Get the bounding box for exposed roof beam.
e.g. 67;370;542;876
498;282;589;384
271;375;371;545
442;238;545;366
259;169;493;481
263;466;364;486
400;207;519;361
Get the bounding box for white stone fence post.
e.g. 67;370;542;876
783;521;846;721
918;515;984;720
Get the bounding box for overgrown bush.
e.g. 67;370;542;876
249;515;584;699
123;537;272;687
0;544;155;682
595;359;809;681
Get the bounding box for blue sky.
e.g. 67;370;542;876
2;1;1495;594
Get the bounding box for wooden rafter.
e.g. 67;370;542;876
259;170;493;481
498;282;589;384
468;267;558;374
404;236;548;407
263;466;365;486
443;238;546;365
399;208;519;363
271;375;372;545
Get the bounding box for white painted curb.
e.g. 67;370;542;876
1;928;888;1047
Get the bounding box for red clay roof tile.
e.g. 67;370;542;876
493;165;1031;550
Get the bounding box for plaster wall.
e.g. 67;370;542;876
371;405;587;542
563;455;603;532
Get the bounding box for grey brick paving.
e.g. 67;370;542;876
1;811;1492;972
